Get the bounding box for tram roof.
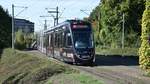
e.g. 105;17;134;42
43;19;90;33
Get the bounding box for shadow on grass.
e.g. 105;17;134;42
95;54;139;66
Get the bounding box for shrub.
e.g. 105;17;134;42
139;0;150;71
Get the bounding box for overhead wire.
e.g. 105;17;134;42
79;0;99;17
59;0;83;19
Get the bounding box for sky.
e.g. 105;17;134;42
0;0;100;31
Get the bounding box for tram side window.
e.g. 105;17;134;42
66;33;72;47
55;32;60;48
43;34;49;48
59;32;63;48
56;33;59;48
62;32;65;47
49;34;53;47
52;34;54;47
56;33;58;48
58;33;60;48
54;33;57;47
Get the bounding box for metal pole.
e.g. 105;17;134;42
47;7;59;26
44;19;47;30
122;13;125;49
54;18;56;26
12;4;15;49
56;6;58;25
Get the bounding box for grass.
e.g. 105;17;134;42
96;47;138;56
147;72;150;77
0;48;75;84
46;73;103;84
143;70;150;77
0;48;103;84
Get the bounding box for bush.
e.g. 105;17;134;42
139;0;150;71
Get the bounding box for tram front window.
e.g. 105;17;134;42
73;31;93;48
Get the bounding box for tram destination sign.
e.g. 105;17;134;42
72;24;89;29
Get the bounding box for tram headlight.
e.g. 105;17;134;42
67;53;74;58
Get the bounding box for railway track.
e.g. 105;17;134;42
74;66;150;84
26;50;150;84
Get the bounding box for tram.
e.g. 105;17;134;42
37;20;95;64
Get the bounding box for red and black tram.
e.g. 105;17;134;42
37;20;95;64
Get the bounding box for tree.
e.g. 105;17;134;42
89;5;101;47
89;0;145;48
0;5;11;49
15;30;36;50
139;0;150;71
24;33;35;49
15;30;26;50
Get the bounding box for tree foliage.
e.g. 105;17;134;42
0;5;11;49
139;0;150;71
15;30;26;50
24;33;35;49
15;30;35;50
89;0;145;48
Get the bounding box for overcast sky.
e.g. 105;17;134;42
0;0;100;31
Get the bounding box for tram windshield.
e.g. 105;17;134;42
73;31;93;48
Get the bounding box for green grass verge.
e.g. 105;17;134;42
96;47;138;56
143;71;150;77
0;48;75;84
147;72;150;77
0;48;103;84
46;73;103;84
